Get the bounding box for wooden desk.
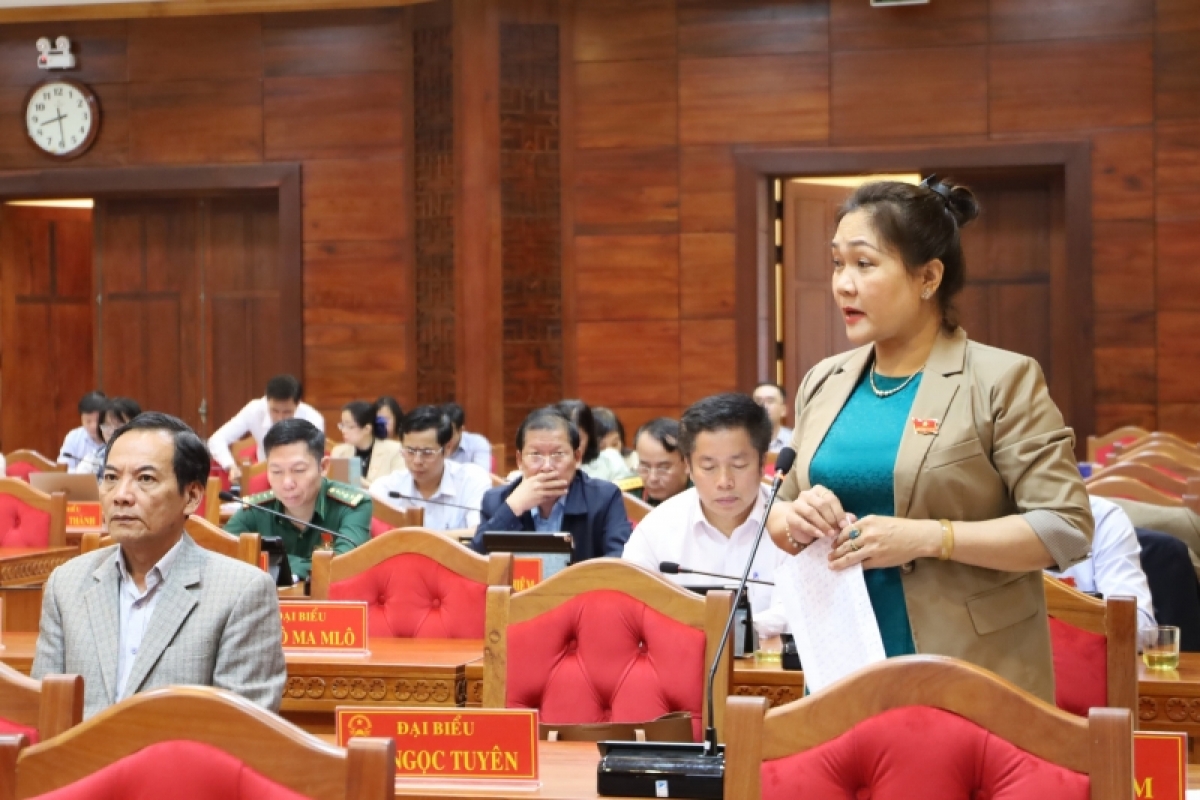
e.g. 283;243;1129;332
0;546;76;633
1139;652;1200;762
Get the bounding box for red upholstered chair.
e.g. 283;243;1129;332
0;664;82;745
482;559;733;741
3;451;63;484
1087;425;1149;465
622;492;652;526
240;461;270;496
368;503;424;539
193;476;222;525
0;478;66;548
309;528;512;639
1043;575;1137;720
725;656;1132;800
0;685;395;800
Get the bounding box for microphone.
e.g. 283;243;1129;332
659;561;774;587
60;450;82;464
218;490;355;545
385;491;479;511
704;446;795;756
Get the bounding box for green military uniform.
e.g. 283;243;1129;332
224;478;372;580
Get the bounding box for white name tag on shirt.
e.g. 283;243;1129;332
777;536;886;693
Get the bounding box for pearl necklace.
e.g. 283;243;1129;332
869;364;924;398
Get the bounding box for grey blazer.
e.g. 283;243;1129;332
32;533;286;718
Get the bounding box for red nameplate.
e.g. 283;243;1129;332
66;502;102;528
336;708;538;781
278;601;368;653
513;558;543;592
1134;731;1185;800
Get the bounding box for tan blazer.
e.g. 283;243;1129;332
780;328;1093;703
330;438;404;487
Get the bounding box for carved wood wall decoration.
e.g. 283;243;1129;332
499;22;562;447
413;23;458;405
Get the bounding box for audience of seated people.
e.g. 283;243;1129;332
442;402;492;471
330;400;403;487
73;397;142;477
208;374;325;484
752;382;793;454
623;393;788;639
57;390;107;472
632;417;691;507
369;404;491;535
224;418;371;582
558;399;636;482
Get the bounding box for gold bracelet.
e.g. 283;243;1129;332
938;519;955;561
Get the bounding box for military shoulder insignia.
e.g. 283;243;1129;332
243;489;276;506
326;482;366;508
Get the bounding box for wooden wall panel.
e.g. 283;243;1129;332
1092;220;1155;311
679;233;734;319
989;0;1153;42
302;241;409;324
1091;128;1154;221
575;60;677;149
127;16;262;81
574;0;674;62
1156;27;1200;121
831;46;987;143
1095;347;1156;405
679;54;829;145
302;159;408;242
576;234;677;321
129;81;263;163
1157;312;1200;404
677;0;828;58
680;318;735;405
1155;121;1200;220
262;8;406;76
990;39;1153;133
574;147;678;234
828;0;987;50
576;320;679;407
264;74;406;160
1156;220;1200;310
679;145;734;233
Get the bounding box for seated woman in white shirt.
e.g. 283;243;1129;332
622;393;788;639
73;397;142;477
370;405;492;536
558;399;636;483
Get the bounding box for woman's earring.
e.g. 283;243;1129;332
921;290;932;300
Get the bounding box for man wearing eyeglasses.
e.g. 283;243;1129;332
370;405;492;534
470;407;631;561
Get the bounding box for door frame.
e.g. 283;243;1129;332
733;141;1093;441
0;163;303;385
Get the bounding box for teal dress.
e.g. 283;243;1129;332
808;369;921;658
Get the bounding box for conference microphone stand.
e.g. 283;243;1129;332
658;561;775;587
218;490;356;545
385;491;480;511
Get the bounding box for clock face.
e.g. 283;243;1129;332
24;80;99;159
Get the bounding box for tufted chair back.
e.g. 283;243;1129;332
4;450;64;484
0;686;395;800
482;559;732;741
369;504;424;539
0;478;67;548
725;656;1133;800
1043;575;1137;718
310;528;511;638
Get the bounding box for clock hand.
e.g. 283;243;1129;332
39;113;66;127
56;111;66;146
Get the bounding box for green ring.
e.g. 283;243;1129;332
848;528;861;540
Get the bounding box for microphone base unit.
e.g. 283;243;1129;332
596;741;724;799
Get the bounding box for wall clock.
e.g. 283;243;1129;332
24;78;100;160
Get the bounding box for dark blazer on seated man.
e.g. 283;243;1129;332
470;406;631;562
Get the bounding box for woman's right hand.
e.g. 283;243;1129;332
769;485;855;554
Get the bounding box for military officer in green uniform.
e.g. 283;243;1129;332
224;418;371;581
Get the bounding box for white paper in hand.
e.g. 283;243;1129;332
777;536;886;693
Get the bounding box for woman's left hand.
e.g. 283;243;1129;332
828;515;941;571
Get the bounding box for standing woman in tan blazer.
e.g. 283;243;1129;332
331;400;405;487
767;177;1093;702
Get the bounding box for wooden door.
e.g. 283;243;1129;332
781;174;1061;406
0;205;95;457
781;182;853;393
94;194;287;436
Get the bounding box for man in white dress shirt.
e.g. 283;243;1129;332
1050;495;1157;629
623;393;788;638
442;402;493;472
371;405;491;534
752;382;793;454
57;390;107;470
207;375;325;483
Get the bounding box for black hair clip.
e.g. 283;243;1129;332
920;174;952;205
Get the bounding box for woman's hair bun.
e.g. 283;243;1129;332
942;180;980;227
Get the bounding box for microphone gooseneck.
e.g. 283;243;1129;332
658;561;775;587
385;491;480;511
218;490;355;544
703;446;795;757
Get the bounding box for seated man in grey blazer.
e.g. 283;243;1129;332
33;412;286;718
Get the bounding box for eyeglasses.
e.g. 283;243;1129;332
523;451;571;468
637;463;679;478
403;446;442;459
337;422;361;432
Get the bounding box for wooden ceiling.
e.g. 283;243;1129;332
0;0;432;24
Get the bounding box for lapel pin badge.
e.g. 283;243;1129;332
912;418;940;436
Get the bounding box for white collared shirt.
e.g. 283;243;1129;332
447;430;493;472
115;537;185;700
622;486;789;637
369;460;492;531
58;426;105;468
1050;496;1156;629
207;397;326;470
768;426;794;454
